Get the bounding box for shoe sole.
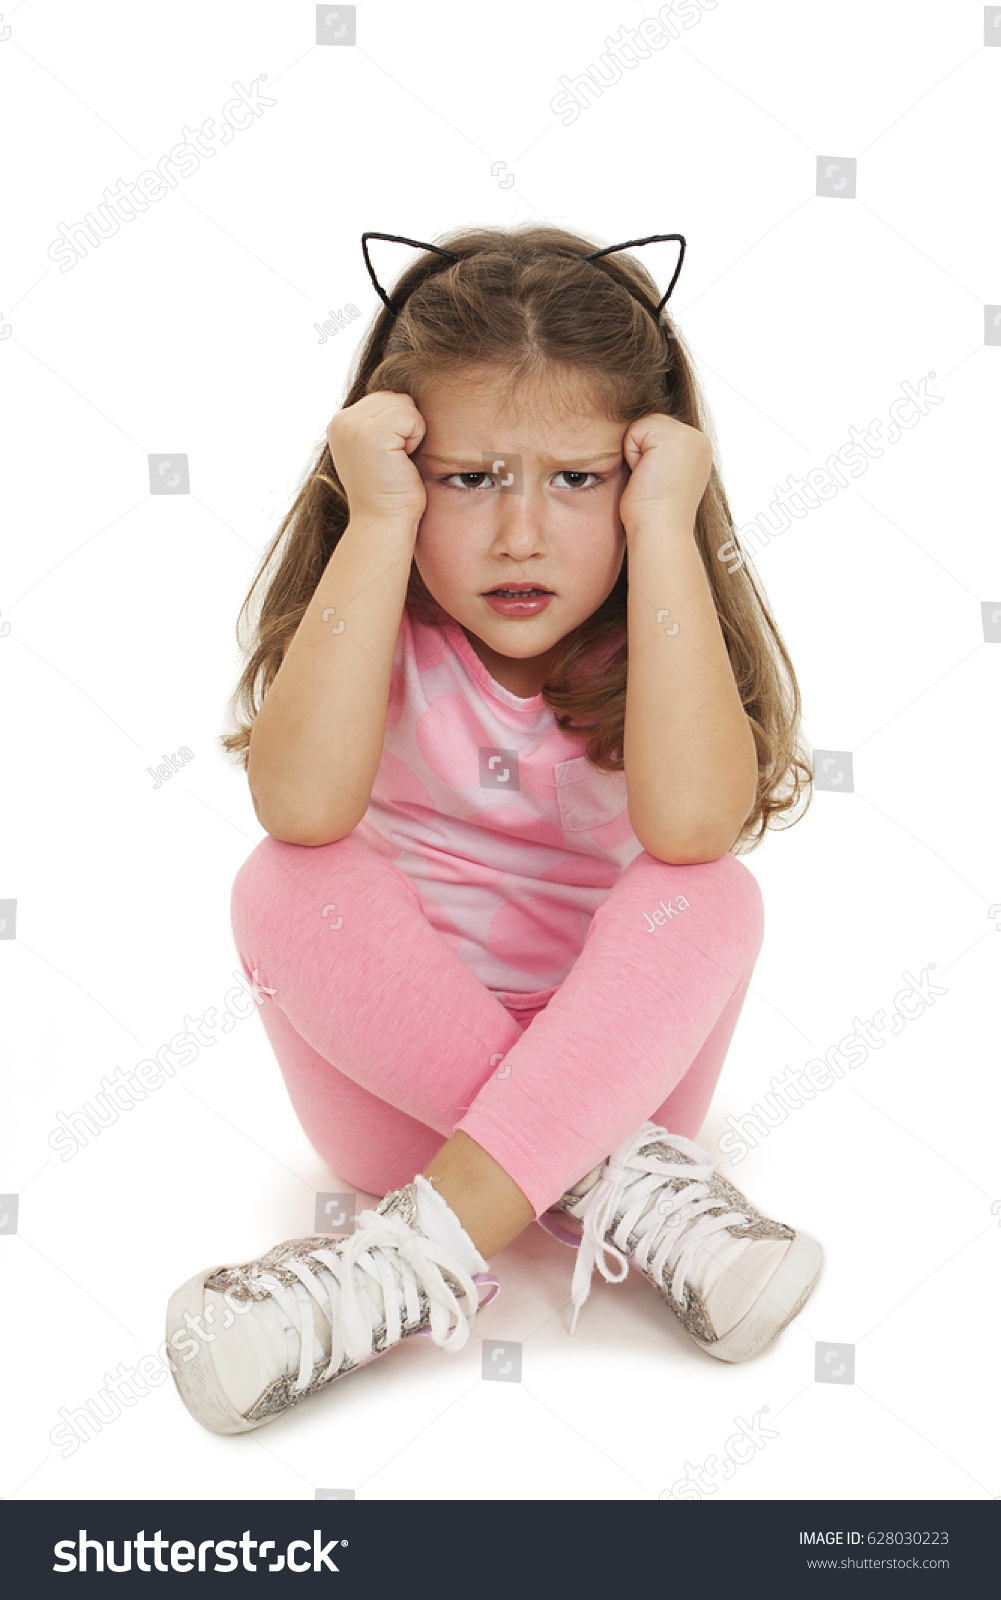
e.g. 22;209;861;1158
690;1231;824;1363
166;1266;501;1435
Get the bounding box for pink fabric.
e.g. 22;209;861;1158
352;608;644;1009
230;830;764;1221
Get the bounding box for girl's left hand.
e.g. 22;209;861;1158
618;413;714;534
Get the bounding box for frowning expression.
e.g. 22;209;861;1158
411;364;630;693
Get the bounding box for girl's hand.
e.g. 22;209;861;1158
618;413;714;535
327;390;428;526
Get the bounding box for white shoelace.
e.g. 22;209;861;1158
251;1206;479;1392
567;1124;753;1333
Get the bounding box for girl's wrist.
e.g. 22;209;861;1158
624;510;698;545
344;510;422;542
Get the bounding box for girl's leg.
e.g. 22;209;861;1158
255;1002;536;1257
230;830;531;1194
454;848;764;1222
648;971;757;1138
232;833;762;1257
246;997;455;1197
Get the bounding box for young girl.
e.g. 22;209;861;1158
165;224;821;1436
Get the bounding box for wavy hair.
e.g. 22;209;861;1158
219;223;812;852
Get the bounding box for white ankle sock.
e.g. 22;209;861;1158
412;1173;488;1275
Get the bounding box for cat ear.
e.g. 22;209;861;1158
361;232;460;316
584;233;686;316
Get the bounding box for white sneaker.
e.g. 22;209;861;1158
538;1122;822;1363
165;1181;500;1434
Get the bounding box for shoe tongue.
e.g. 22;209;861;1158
306;1238;394;1351
628;1143;726;1286
570;1142;697;1213
633;1147;782;1309
252;1237;397;1366
617;1140;699;1220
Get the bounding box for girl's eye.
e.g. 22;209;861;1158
443;473;493;489
442;471;602;492
553;471;600;490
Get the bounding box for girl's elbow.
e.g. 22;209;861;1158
641;837;733;865
634;809;749;863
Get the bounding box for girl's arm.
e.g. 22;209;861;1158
248;515;418;844
619;417;758;863
248;393;426;845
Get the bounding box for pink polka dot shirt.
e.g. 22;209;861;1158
353;608;644;1009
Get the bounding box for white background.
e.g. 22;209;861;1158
1;0;998;1502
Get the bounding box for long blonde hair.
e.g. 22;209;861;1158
220;223;812;852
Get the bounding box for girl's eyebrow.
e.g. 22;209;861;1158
422;450;623;468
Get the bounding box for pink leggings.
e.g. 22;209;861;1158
230;832;764;1221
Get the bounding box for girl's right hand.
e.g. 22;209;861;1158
327;391;428;527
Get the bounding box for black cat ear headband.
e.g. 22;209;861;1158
360;231;686;323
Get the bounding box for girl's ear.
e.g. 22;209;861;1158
360;232;461;316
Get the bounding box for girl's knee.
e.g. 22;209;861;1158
230;829;419;950
717;851;765;951
230;832;352;945
631;848;763;954
230;837;273;947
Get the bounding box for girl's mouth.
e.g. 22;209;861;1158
482;587;554;617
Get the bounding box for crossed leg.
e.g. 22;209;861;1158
231;831;764;1257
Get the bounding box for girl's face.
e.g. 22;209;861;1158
411;365;630;697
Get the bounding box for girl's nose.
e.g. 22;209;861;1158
491;491;548;555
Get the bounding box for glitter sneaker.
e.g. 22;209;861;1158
537;1121;821;1362
165;1181;500;1434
